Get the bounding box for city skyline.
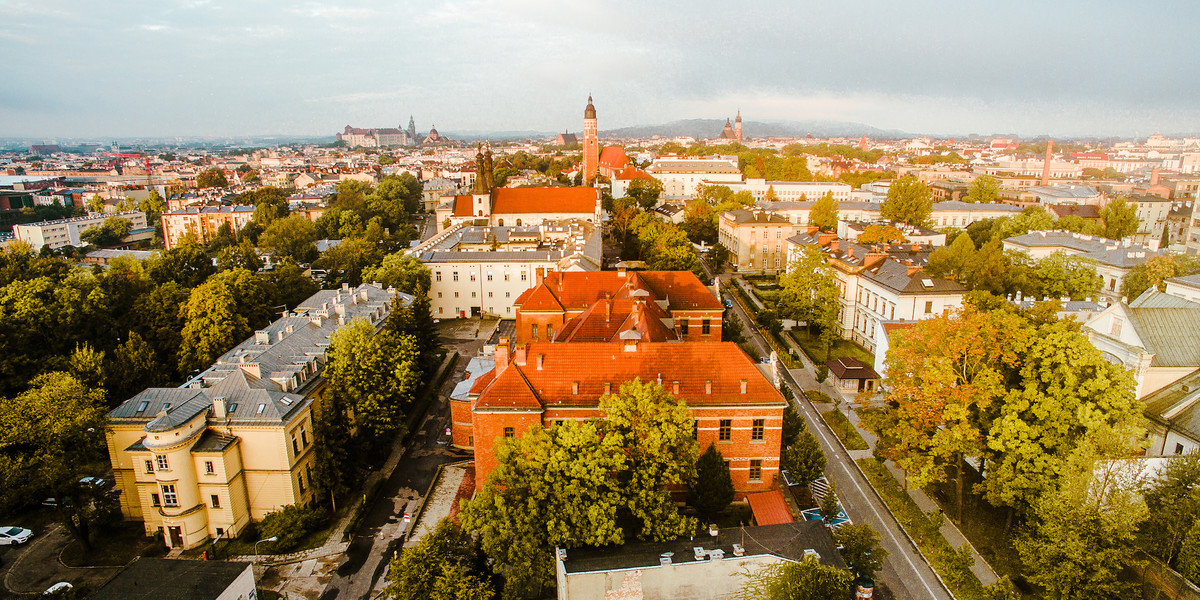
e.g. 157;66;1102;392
3;0;1200;139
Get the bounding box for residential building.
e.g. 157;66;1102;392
434;186;601;232
597;146;629;181
1009;184;1102;207
646;157;742;197
787;232;967;353
554;521;847;600
13;210;147;250
512;269;724;344
1164;274;1200;303
105;283;402;550
1002;231;1161;299
1082;290;1200;400
414;220;601;319
1128;194;1173;244
421;177;458;212
90;558;256;600
1141;368;1200;457
928;201;1023;228
453;339;787;494
161;205;255;250
723;179;853;202
839;220;946;246
718;209;793;274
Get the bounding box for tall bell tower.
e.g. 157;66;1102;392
734;109;743;143
583;95;599;185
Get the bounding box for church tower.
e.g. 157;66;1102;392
734;109;743;143
582;95;599;185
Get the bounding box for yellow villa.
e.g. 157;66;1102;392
105;283;403;550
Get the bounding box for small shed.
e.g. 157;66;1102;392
826;357;880;395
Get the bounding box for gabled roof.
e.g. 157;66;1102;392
474;342;785;409
826;357;880;380
1125;305;1200;367
452;195;473;217
861;259;965;294
490;187;597;215
599;147;629;169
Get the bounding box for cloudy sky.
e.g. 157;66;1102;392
3;0;1198;139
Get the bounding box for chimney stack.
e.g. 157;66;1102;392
495;337;510;375
514;344;527;367
1040;140;1054;186
605;295;612;322
1151;167;1160;186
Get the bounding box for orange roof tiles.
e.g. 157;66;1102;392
613;166;654;181
747;490;794;525
452;195;473;217
521;271;722;313
474;342;785;409
599;146;629;169
490;187;597;215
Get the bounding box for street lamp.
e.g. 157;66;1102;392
254;536;278;560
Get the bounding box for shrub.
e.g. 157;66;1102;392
805;390;833;404
816;365;829;383
258;504;328;553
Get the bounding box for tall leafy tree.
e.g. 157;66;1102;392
196;167;229;188
178;278;250;374
809;191;839;232
324;318;420;443
600;379;699;541
689;444;734;523
783;431;826;485
1098;194;1139;240
835;523;888;579
881;175;932;227
964;174;1000;204
1140;451;1200;567
259;214;319;263
109;331;166;403
362;252;432;295
625;177;664;210
146;244;216;288
383;518;494;600
777;245;841;359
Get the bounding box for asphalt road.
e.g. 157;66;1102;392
717;272;952;600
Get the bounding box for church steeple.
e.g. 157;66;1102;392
473;141;489;193
734;109;743;142
582;95;599;185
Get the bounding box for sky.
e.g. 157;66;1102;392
3;0;1200;139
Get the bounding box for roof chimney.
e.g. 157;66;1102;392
740;379;748;394
514;344;527;367
212;396;226;419
495;337;510;375
907;265;921;276
1040;140;1054;186
1151;167;1160;186
605;295;612;322
536;267;545;286
536;354;544;370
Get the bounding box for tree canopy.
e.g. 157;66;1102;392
196;167;229;188
881;175;932;227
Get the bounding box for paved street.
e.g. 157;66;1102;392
715;270;953;600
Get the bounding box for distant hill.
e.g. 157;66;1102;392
599;118;908;140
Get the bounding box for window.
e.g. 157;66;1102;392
702;319;711;335
547;324;554;340
752;419;765;441
292;436;300;454
437;292;443;298
454;291;459;298
749;460;762;482
471;291;476;298
136;400;149;412
470;273;476;282
1177;443;1186;455
435;272;442;281
155;455;170;470
521;271;527;281
204;461;214;474
211;494;221;508
693;420;699;439
144;460;154;474
452;271;459;281
504;274;510;281
298;473;306;494
151;493;160;507
719;419;732;441
924;301;933;314
531;324;539;340
506;292;511;298
488;291;493;298
301;428;308;447
216;528;224;537
1111;318;1123;336
503;427;514;438
487;273;493;281
679;318;689;336
161;485;178;507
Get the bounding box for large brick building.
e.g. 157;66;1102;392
452;339;786;495
512;270;724;343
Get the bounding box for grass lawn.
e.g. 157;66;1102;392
819;409;869;451
855;458;991;600
61;522;163;567
789;328;874;366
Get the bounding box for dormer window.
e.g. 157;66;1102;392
227;403;238;413
256;403;267;415
136;401;149;413
161;403;171;411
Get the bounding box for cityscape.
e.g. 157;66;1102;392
2;3;1200;600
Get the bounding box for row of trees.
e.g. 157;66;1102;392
926;236;1103;301
880;301;1148;598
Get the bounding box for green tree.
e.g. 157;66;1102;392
258;504;327;552
881;175;932;226
809;191;839;232
626;177;664;210
146;244;216;288
733;557;854;600
1016;423;1148;600
216;239;263;272
857;224;907;244
781;402;804;446
108;331;165;403
325;318;420;443
925;232;977;283
86;194;105;213
259;214;319;263
1140;451;1200;567
819;483;841;524
80;216;134;247
835;523;888;578
783;431;826;484
600;379;699;541
178;278;250;374
462;421;625;599
689;444;734;523
268;259;320;310
1021;251;1102;301
362;252;432;295
196;167;229;188
1121;254;1200;300
777;245;841;359
310;389;354;504
1178;521;1200;583
1098;195;1139;240
964;174;1000;204
383;518;494;600
0;372;110;550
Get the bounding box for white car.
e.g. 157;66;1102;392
43;582;73;595
0;526;32;545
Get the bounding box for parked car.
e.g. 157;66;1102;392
78;476;109;489
43;582;73;595
0;527;32;545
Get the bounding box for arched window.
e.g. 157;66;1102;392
477;210;484;217
498;219;504;226
516;219;523;226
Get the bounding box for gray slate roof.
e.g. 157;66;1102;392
1125;304;1200;367
1142;368;1200;441
862;259;965;294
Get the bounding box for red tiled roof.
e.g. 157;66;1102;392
599;146;629;169
452;195;473;217
613;166;653;181
490;187;597;215
474;342;786;409
518;283;566;312
747;490;793;525
525;271;722;312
